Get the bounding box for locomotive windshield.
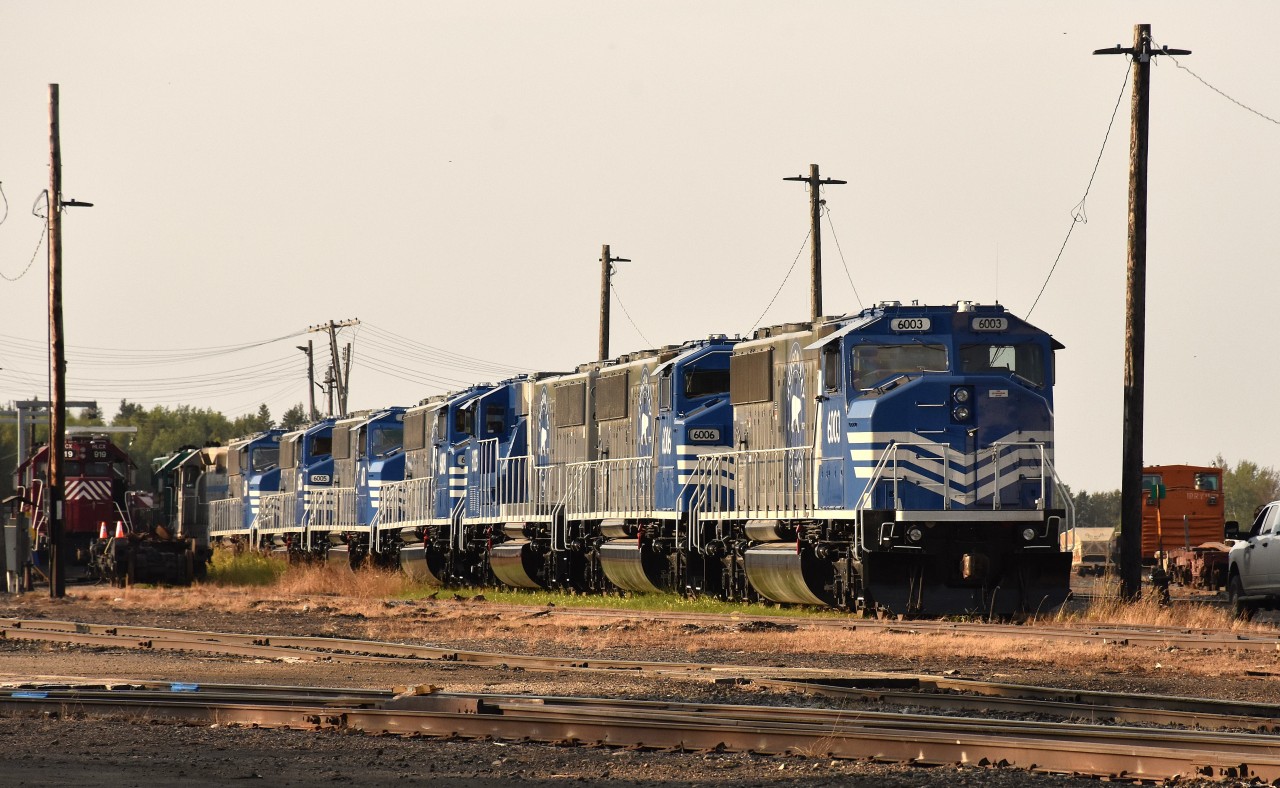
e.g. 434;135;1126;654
684;367;730;398
310;435;332;458
370;424;403;457
250;446;279;473
959;344;1045;387
852;343;948;390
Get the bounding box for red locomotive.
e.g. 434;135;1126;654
15;435;145;572
14;434;197;585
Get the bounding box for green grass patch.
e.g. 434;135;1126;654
205;548;288;586
402;585;844;619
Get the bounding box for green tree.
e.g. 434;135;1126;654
230;404;273;436
112;403;236;486
1070;486;1122;529
279;403;308;431
1214;454;1280;526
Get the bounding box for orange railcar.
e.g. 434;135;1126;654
1141;464;1225;559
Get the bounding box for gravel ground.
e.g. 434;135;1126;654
0;587;1275;787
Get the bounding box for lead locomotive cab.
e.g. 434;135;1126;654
707;301;1072;617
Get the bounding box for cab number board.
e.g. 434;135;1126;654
971;316;1008;332
689;428;720;442
889;317;930;332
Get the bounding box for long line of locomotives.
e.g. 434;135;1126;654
133;300;1068;617
18;301;1070;613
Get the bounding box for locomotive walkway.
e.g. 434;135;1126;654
3;617;1280;781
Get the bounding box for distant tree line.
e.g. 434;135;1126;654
0;400;309;498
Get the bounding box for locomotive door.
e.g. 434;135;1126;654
817;342;845;509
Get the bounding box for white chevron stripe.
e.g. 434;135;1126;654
66;479;112;501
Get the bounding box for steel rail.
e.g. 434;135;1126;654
0;682;1276;782
0;678;396;701
0;625;414;664
9;605;1280;652
751;677;1280;732
4;618;1280;733
421;601;1280;650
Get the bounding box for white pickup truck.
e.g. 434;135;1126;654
1226;501;1280;618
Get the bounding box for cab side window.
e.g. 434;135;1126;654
1250;506;1268;537
1264;506;1280;537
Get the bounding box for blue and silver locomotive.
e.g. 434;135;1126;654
710;301;1070;615
207;301;1071;616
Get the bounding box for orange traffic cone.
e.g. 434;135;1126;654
98;522;109;539
114;521;127;538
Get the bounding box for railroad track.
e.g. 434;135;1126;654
0;677;1275;782
5;615;1280;779
415;601;1280;651
4;617;1279;724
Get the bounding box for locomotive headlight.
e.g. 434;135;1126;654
952;406;971;422
1021;527;1036;541
952;388;971;404
907;525;924;543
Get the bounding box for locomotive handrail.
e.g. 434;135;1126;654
450;497;466;552
376;475;438;530
552;463;584;553
855;440;1065;522
505;456;561;523
208;497;245;537
306;487;360;536
564;456;655;521
366;495;385;553
681;446;813;523
256;491;300;536
680;451;735;552
493;451;521;521
854;441;958;515
986;440;1057;513
469;438;501;520
679;457;710;552
112;501;134;532
1038;450;1076;549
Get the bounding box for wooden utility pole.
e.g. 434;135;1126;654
1095;26;1190;600
323;366;335;418
598;245;630;360
784;164;846;322
307;319;359;418
46;84;67;598
341;343;352;416
298;341;317;421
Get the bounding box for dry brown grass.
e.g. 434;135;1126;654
272;562;418;599
27;583;1280;689
1046;585;1274;633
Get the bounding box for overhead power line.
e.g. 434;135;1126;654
1162;52;1280;127
749;226;811;334
1026;63;1131;320
609;281;653;348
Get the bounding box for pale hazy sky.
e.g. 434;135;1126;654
1;1;1277;493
